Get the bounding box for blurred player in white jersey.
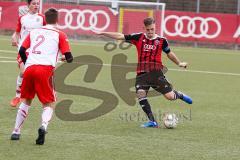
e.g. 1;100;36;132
10;0;46;107
10;8;73;145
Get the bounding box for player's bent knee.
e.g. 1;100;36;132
42;102;55;108
22;99;32;106
136;89;147;99
164;92;175;100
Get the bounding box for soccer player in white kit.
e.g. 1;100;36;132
10;0;46;107
10;8;73;145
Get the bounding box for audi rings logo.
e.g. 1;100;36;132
57;9;110;31
144;44;156;50
164;15;221;39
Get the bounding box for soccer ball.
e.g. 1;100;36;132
163;113;178;129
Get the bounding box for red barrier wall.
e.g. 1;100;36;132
0;2;239;44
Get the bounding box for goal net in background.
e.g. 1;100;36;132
41;0;166;40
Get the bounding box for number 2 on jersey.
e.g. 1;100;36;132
32;35;45;54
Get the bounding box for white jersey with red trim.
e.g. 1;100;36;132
16;12;45;50
22;25;70;69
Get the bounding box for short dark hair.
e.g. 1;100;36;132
27;0;33;5
45;8;58;24
143;17;155;26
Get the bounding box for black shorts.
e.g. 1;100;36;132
135;70;172;94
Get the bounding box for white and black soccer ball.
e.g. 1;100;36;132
163;113;178;129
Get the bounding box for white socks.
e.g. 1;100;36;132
12;105;53;134
41;107;53;131
12;102;30;134
16;75;23;98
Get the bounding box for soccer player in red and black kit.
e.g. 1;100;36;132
94;17;192;128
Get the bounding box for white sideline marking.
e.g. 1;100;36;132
0;56;15;59
168;68;240;76
0;50;16;54
0;59;239;77
0;61;16;63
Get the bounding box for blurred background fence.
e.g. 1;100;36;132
1;0;240;49
10;0;240;13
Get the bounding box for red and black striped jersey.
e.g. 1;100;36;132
124;33;170;75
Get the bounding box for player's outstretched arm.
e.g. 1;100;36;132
11;32;20;46
167;51;188;68
92;30;125;40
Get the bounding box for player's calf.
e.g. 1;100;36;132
164;90;193;104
